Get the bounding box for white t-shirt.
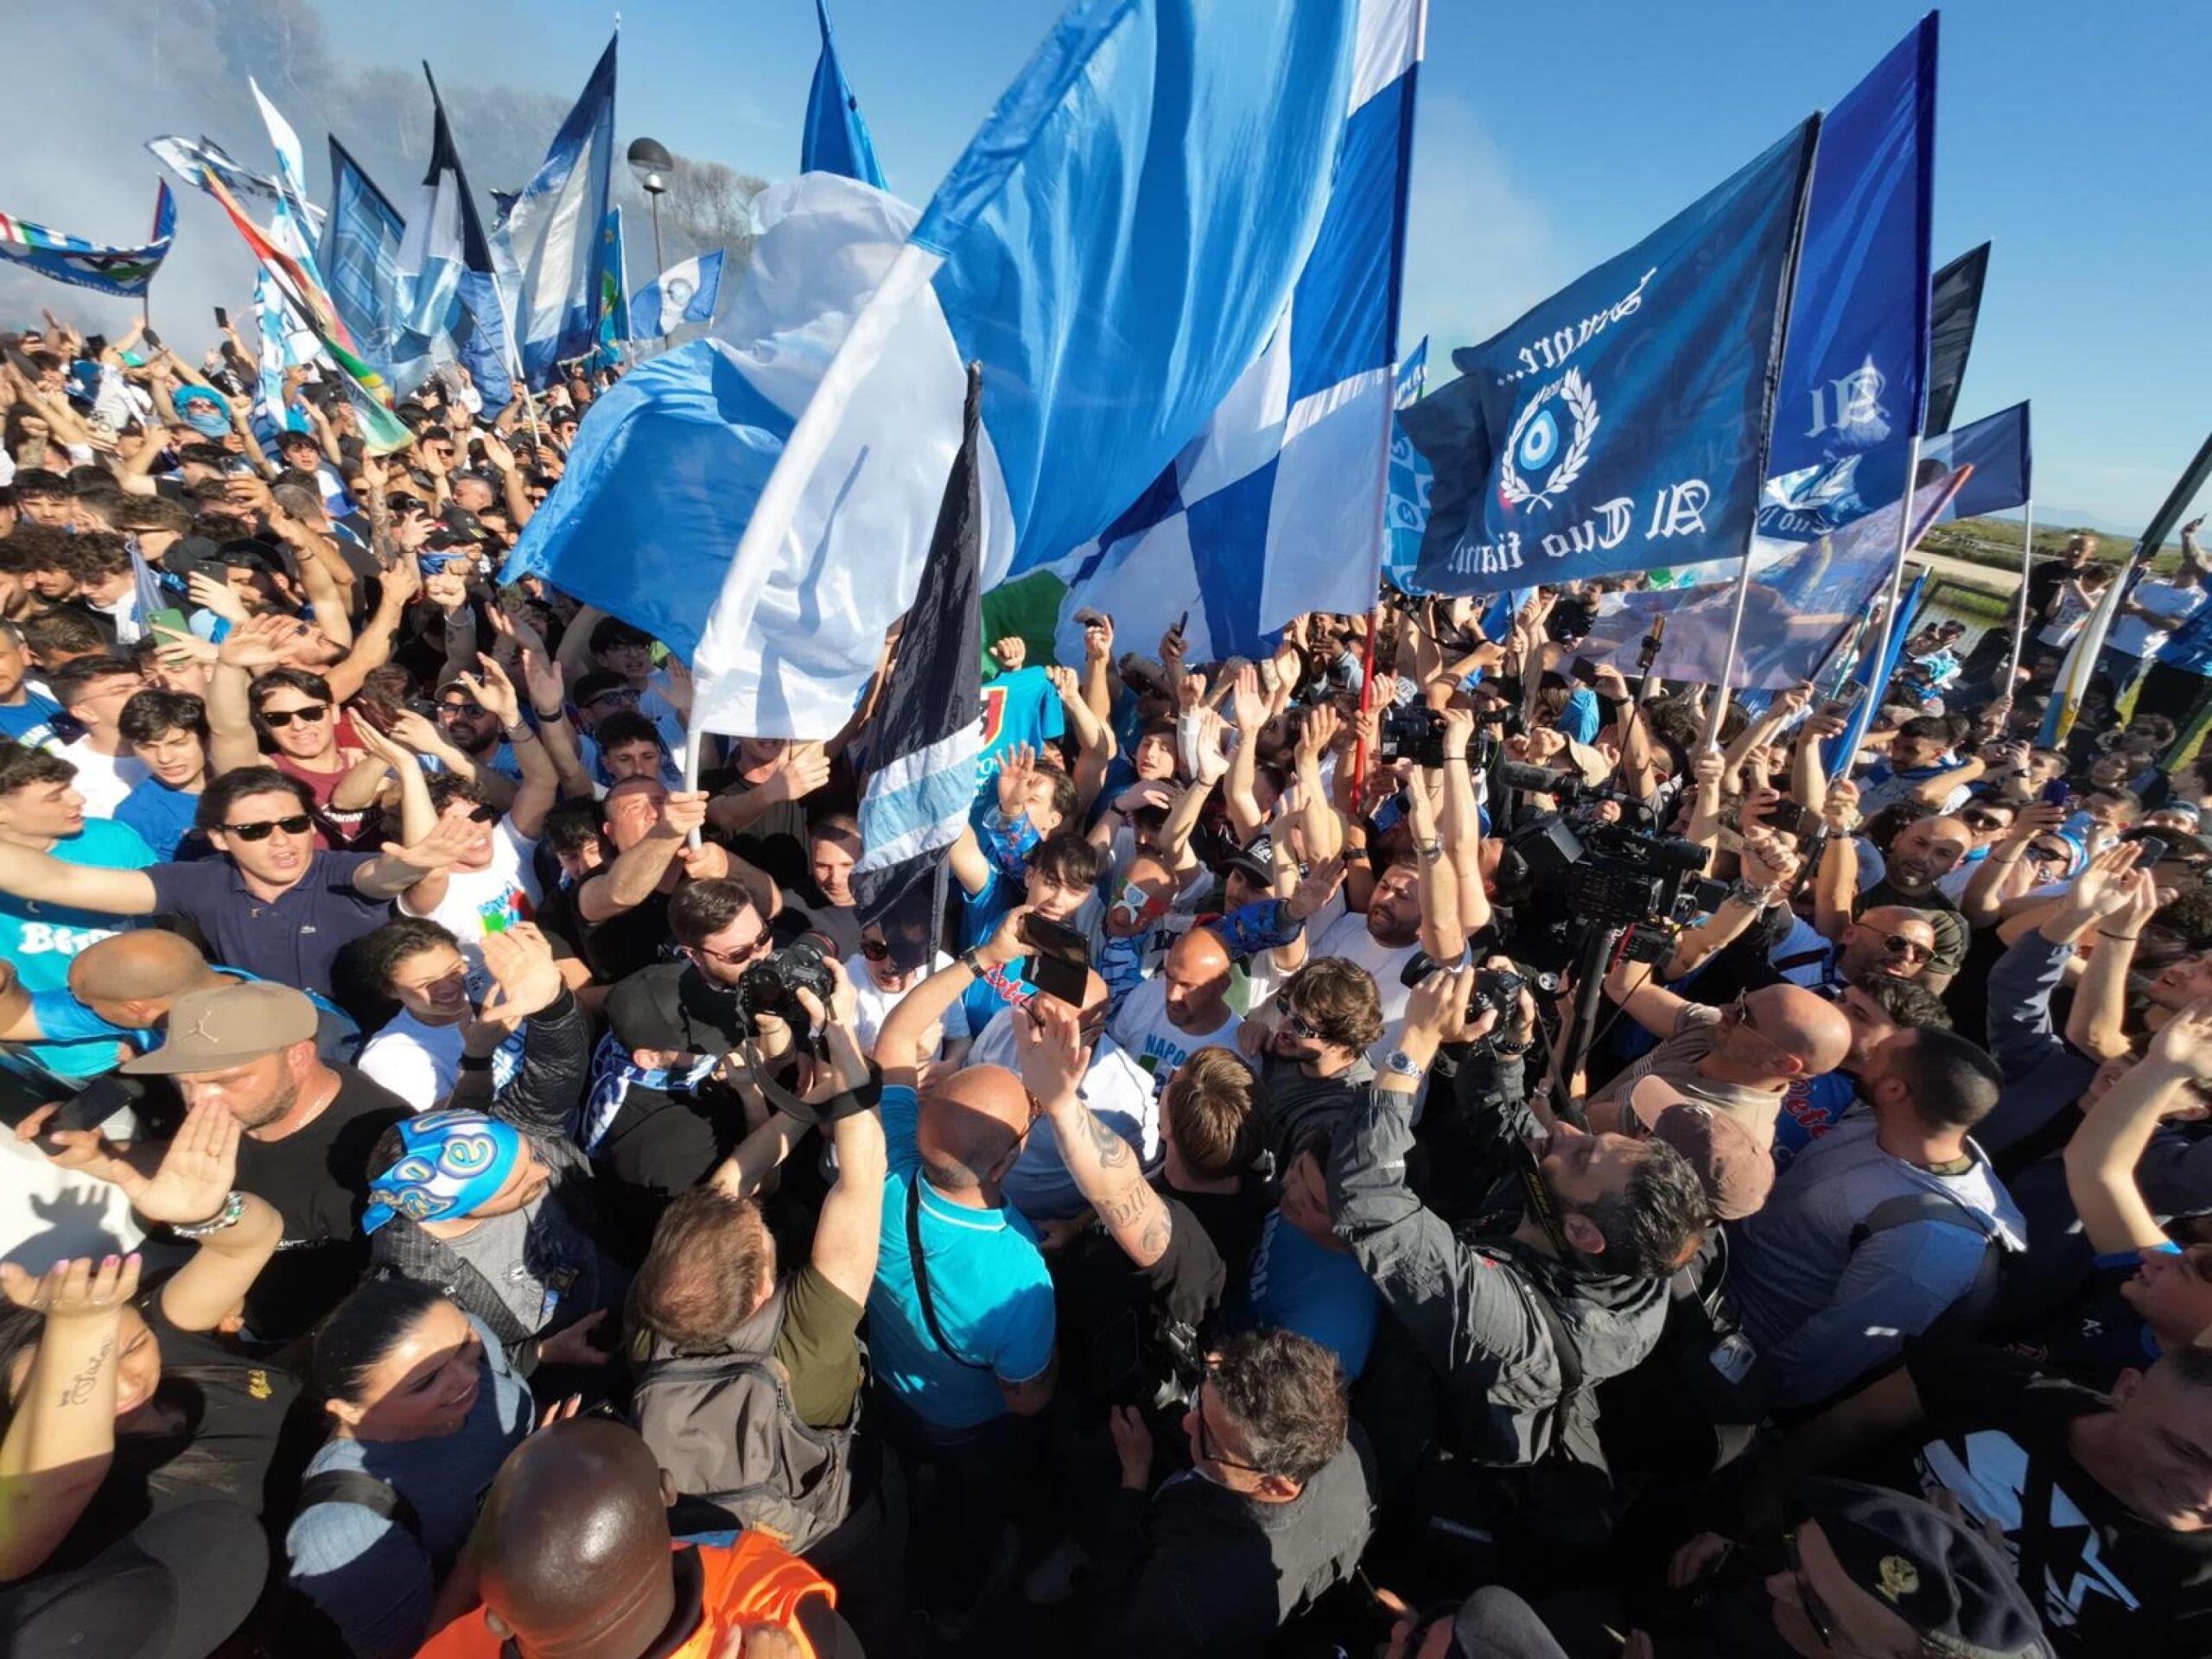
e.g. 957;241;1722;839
358;1008;523;1109
1243;907;1430;1058
57;740;147;818
1106;975;1241;1098
2104;580;2206;660
400;821;543;995
842;950;971;1058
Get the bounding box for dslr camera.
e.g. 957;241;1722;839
1377;705;1454;769
738;935;837;1016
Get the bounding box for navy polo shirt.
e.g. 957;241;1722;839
145;849;392;995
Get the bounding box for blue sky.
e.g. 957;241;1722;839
293;2;2212;530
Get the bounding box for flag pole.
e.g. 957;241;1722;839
1700;548;1760;748
2001;498;2035;695
1851;431;1929;734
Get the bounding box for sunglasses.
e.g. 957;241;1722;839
438;700;486;719
860;938;893;963
455;804;500;824
1272;991;1322;1044
1882;933;1934;963
259;703;329;729
1191;1373;1266;1474
690;931;768;968
221;814;313;841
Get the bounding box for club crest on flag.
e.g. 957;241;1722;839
1498;367;1598;513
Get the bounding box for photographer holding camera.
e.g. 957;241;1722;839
1325;962;1708;1593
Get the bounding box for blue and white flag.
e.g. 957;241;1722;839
854;364;984;934
395;66;512;407
500;34;617;388
502;175;909;665
1383;339;1432;592
631;251;725;340
0;181;175;300
321;137;407;380
252;269;313;437
1580;472;1967;691
1759;15;1936;535
1048;3;1423;664
1925;399;2031;521
804;0;887;189
147;135;321;231
1403;118;1819;595
1831;566;1928;778
691;0;1370;739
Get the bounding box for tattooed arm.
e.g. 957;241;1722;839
0;1254;140;1581
1019;998;1174;1269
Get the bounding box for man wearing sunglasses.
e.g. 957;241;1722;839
0;764;484;991
1823;907;1941;988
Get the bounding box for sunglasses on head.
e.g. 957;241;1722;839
259;703;328;729
222;814;313;841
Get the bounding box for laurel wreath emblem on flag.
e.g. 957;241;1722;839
1499;367;1598;512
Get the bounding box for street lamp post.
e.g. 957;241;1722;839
626;137;672;276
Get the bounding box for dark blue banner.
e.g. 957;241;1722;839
1403;118;1816;594
1928;399;2031;521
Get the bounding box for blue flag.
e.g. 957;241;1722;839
1926;400;2031;521
0;181;175;300
690;0;1371;740
502;35;618;387
395;66;512;407
631;251;725;340
1383;338;1432;592
804;0;887;188
1046;0;1425;663
1404;118;1818;595
1828;566;1929;779
321;137;406;379
1765;17;1936;487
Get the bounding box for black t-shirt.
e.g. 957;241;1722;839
2011;1259;2161;1393
41;1294;310;1573
1173;1177;1274;1307
1900;1339;2212;1655
233;1065;411;1342
780;881;861;962
582;885;679;984
1053;1186;1228;1411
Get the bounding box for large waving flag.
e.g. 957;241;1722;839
321;137;407;380
0;181;175;299
503;174;915;664
804;0;887;188
631;251;725;340
1923;241;1990;438
1404;117;1818;595
1758;16;1936;543
690;0;1370;740
854;365;985;932
395;67;512;407
1045;0;1424;664
501;34;618;388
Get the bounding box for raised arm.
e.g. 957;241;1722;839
1436;707;1493;939
878;908;1025;1087
2062;851;2154;1063
575;790;705;925
1020;996;1174;1269
0;841;156;918
2066;1000;2212;1255
1404;769;1467;965
461;654;556;840
1810;781;1862;943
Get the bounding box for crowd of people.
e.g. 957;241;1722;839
0;302;2205;1659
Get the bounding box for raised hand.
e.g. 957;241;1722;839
104;1101;240;1226
0;1253;142;1325
1192;707;1231;785
767;743;830;806
1284;853;1347;923
1229;664;1268;736
461;653;521;727
1016;994;1090;1106
658;790;711;841
995;744;1039;818
215;611;297;671
1821;776;1861;833
1046;664;1080;705
2149;997;2212;1081
424;569;469;613
1078;609;1115;666
1297;702;1341;763
382;811;481;872
988;635;1027;675
477;924;566;1025
189;569;251;626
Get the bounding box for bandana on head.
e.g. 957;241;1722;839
361;1109;522;1235
170;385;231;438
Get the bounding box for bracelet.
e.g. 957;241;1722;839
171;1190;246;1239
960;948;988;980
504;722;537;743
533;706;565;722
457;1052;494;1072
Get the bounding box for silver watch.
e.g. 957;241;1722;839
1382;1048;1423;1080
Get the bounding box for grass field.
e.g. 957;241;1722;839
1919;515;2183;575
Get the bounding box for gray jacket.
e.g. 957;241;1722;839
1326;1081;1668;1471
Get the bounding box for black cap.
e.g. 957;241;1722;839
423;528;480;553
436;505;486;539
213;536;284;573
1224;834;1274;888
1800;1480;2052;1658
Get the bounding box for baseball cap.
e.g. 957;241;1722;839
121;982;318;1076
1624;1075;1774;1221
1224;834;1276;888
1798;1478;2055;1658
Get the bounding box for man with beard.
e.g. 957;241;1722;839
1817;804;1974;993
1236;957;1382;1167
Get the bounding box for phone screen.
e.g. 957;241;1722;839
1028;951;1090;1007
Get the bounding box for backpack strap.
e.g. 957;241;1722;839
1847;1190;1997;1249
296;1468;423;1541
906;1179;994;1372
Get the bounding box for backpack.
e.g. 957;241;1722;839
628;1282;855;1556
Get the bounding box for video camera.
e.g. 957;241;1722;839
1499;763;1724;934
1376;705;1506;771
1398;950;1560;1029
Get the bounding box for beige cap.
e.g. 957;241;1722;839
120;982;318;1075
1623;1075;1775;1222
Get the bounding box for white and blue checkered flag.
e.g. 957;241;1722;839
1049;0;1425;664
853;364;985;936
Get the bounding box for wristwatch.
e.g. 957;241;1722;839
1381;1048;1424;1080
959;947;988;980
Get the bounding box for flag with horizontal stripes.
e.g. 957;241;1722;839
0;181;175;299
853;363;984;935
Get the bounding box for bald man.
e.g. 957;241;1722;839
1593;969;1853;1151
1834;904;1940;983
0;929;356;1071
1106;928;1243;1098
417;1419;855;1659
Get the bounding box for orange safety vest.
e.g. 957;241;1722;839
416;1534;837;1658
